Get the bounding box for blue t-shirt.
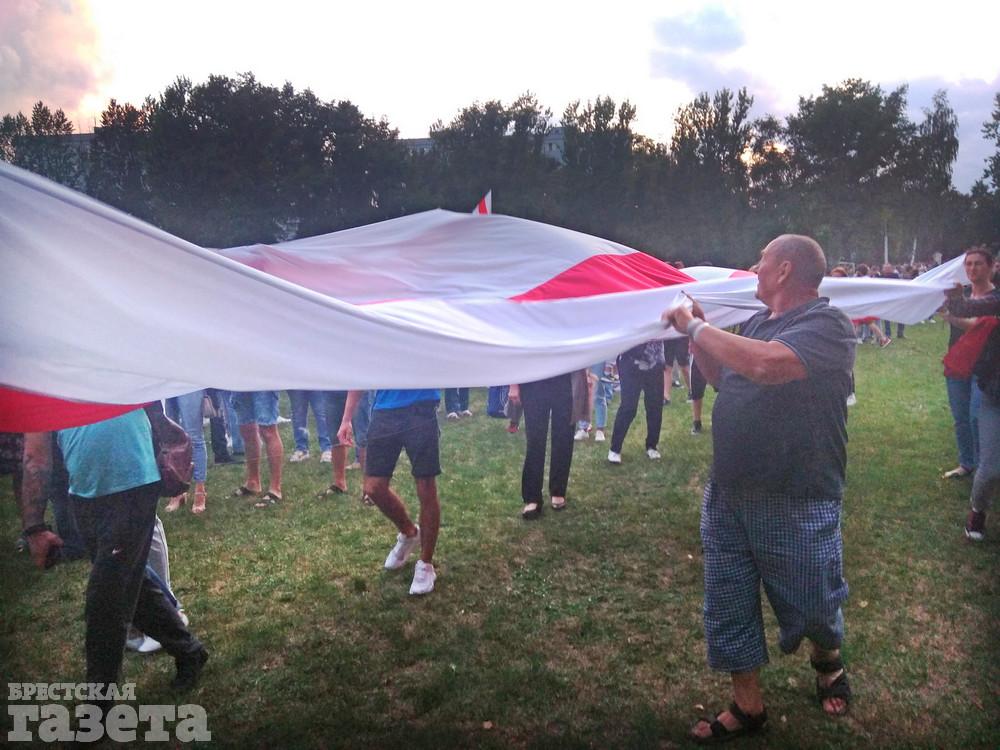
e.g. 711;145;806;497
57;409;161;498
373;389;440;411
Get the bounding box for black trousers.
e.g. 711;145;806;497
520;374;575;503
71;483;202;687
610;361;664;452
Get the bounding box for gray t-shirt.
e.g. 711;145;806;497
711;297;856;497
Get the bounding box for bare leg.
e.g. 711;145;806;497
330;445;348;492
240;423;262;492
259;424;283;496
365;476;417;537
414;477;440;564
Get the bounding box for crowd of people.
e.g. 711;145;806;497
7;236;999;744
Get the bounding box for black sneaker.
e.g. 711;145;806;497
171;647;209;691
691;421;703;435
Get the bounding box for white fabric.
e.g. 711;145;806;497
0;161;957;405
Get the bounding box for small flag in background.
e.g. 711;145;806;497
472;190;492;214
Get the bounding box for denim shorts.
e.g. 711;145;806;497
232;391;280;426
366;401;441;478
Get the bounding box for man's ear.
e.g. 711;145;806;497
776;260;792;285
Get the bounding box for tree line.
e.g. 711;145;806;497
2;73;998;269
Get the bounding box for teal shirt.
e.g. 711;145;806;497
57;409;161;498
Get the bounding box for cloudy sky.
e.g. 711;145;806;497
2;0;998;191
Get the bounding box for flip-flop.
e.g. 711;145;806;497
253;491;282;508
551;496;567;511
232;485;258;497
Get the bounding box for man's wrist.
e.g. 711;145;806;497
686;318;709;342
23;522;52;537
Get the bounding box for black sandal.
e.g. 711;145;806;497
691;702;768;744
317;484;347;498
521;502;542;520
811;656;852;716
253;491;282;508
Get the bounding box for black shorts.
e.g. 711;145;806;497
690;357;707;400
663;336;690;366
365;401;441;479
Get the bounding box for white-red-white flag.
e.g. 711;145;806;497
472;190;492;215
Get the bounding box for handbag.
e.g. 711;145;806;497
943;317;999;379
143;403;193;497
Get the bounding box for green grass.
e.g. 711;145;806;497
1;320;998;748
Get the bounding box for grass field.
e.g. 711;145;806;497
2;320;998;748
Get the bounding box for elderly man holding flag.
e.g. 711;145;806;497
664;235;857;744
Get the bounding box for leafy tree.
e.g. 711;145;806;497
414;93;555;219
0;101;83;188
782;80;917;259
87;99;155;221
558;96;638;241
968;92;1000;244
143;73;407;246
661;88;760;265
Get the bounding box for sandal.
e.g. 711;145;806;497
551;496;566;511
191;490;207;514
232;485;258;498
253;491;282;508
690;702;768;745
317;484;347;498
811;656;852;716
165;493;186;512
521;502;542;520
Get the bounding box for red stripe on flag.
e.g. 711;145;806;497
0;387;141;432
511;253;694;301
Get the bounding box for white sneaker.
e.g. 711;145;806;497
594;429;606;442
289;449;310;463
607;450;622;464
460;409;473;417
646;448;662;460
384;527;421;570
136;635;162;654
320;450;332;463
846;393;857;407
125;628;144;652
409;560;436;595
574;428;589;441
446;412;460;421
943;466;972;479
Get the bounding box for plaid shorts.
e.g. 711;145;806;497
700;480;848;673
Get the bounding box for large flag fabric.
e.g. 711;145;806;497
0;161;956;431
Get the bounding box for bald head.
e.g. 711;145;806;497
766;234;826;290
